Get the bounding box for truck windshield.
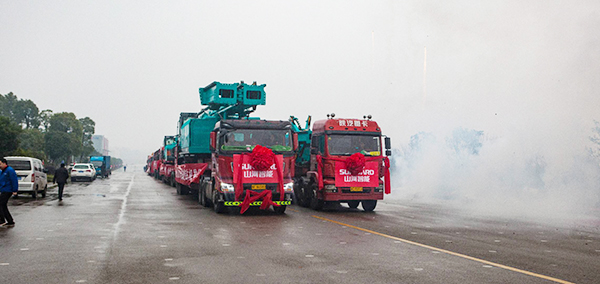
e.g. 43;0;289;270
327;134;381;156
91;161;103;168
220;129;292;152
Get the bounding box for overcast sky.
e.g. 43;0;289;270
1;1;599;165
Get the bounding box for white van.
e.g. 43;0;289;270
5;156;48;198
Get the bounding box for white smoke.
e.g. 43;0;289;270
389;124;600;223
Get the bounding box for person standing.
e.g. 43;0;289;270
0;157;18;228
53;163;69;201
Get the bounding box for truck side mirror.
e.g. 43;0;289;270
293;133;299;151
384;137;391;150
210;132;216;151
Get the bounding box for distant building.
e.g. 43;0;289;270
92;135;109;156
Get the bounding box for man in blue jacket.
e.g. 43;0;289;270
0;157;18;228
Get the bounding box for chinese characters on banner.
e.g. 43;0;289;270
338;120;369;127
175;163;208;186
334;161;379;187
233;154;283;184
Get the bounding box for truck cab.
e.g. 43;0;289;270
203;119;296;214
293;116;391;211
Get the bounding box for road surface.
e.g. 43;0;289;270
0;167;598;283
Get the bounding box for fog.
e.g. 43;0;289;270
1;1;599;220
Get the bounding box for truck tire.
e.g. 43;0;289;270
295;182;310;208
41;184;47;198
362;200;377;212
176;183;184;195
309;184;323;211
213;191;226;214
198;185;204;206
348;201;360;209
273;205;287;214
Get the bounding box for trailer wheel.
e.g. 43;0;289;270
348;201;360;209
213;191;226;214
362;200;377;212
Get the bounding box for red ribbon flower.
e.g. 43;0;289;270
345;153;366;175
250;145;275;171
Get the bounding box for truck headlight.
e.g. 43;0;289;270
284;182;294;192
221;182;235;192
325;185;337;192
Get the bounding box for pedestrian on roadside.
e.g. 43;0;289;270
124;165;126;172
0;157;18;228
53;163;69;201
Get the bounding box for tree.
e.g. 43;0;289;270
14;99;40;129
45;130;73;163
39;109;53;132
17;128;46;160
0;116;22;157
45;112;83;163
78;117;96;160
0;92;19;122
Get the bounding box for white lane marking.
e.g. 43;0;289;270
169;277;180;280
113;176;134;240
256;274;266;277
76;280;87;283
339;242;347;245
489;250;497;253
165;259;173;261
20;248;29;251
483;265;493;268
541;240;548;243
414;268;423;271
305;255;314;258
494;240;501;243
0;263;9;265
222;244;231;247
160;245;168;248
336;270;348;274
282;243;291;246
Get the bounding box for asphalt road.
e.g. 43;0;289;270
0;167;598;284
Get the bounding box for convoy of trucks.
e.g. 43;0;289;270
146;81;391;214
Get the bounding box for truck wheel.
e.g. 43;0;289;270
32;187;38;199
309;185;323;211
348;201;360;209
296;183;310;208
198;186;205;206
273;205;287;214
213;191;226;214
176;183;183;195
41;185;47;198
362;200;377;212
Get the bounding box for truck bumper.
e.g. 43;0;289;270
221;192;293;206
321;187;384;202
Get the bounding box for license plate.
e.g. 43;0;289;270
251;184;266;190
350;187;363;192
79;171;84;173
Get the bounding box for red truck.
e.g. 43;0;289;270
292;115;392;211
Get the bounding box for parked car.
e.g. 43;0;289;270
71;163;96;182
4;156;48;198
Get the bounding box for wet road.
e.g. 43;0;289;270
0;168;598;284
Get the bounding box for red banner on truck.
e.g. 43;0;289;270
175;163;208;186
232;154;283;184
334;161;379;187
